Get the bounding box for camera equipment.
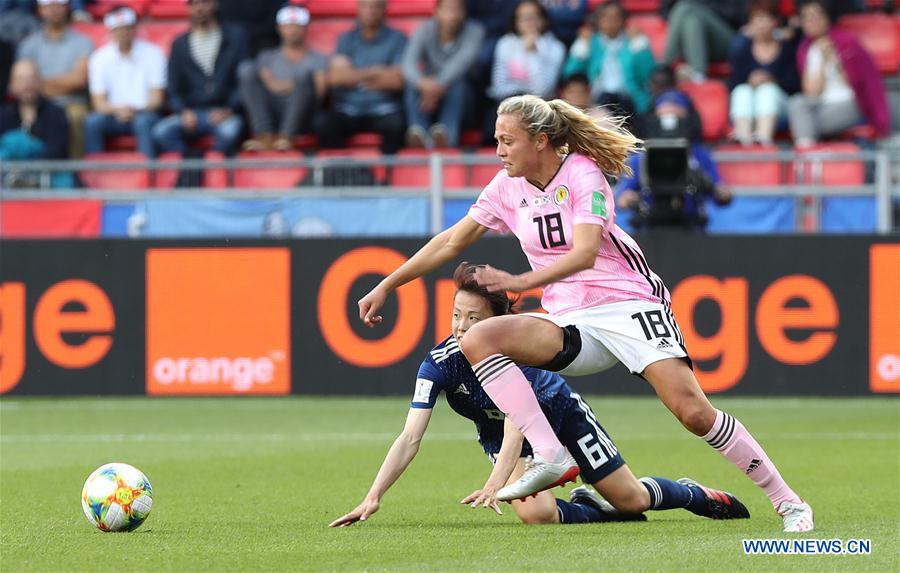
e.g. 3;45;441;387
637;138;696;227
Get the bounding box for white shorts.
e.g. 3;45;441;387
525;301;689;376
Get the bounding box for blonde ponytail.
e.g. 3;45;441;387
497;95;643;177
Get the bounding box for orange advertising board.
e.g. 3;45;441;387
146;248;290;395
870;244;900;393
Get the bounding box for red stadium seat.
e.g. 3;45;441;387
233;151;307;189
292;134;319;149
0;200;102;238
459;129;483;148
72;22;108;49
347;132;383;148
153;152;183;189
315;148;387;184
590;0;660;13
627;14;667;61
147;0;189;19
204;151;229;189
86;0;147;19
837;14;900;74
305;18;355;54
678;80;729;141
790;143;864;186
106;135;136;152
80;152;150;190
714;144;782;187
141;22;190;56
391;149;466;188
469;148;501;188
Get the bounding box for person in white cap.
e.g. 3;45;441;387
16;0;94;157
83;6;166;158
237;5;327;151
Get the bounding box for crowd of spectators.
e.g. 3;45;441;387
0;0;893;169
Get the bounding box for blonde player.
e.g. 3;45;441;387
358;95;813;533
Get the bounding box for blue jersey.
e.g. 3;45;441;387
411;336;573;456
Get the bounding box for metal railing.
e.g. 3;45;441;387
1;149;896;234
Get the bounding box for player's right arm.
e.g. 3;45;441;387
359;216;488;327
329;407;433;527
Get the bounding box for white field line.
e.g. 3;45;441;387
0;431;896;444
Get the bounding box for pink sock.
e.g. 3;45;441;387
703;410;802;509
473;354;565;461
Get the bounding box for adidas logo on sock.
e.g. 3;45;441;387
656;339;673;350
746;458;762;474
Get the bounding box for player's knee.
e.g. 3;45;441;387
459;321;502;362
607;484;651;513
516;506;558;525
677;406;716;436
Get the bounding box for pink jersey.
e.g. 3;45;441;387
468;153;670;315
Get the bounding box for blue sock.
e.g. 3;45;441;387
555;498;607;524
639;477;708;516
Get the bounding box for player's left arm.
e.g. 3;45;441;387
474;223;603;292
460;417;525;515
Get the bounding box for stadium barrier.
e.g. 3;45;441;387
1;236;897;397
1;148;897;236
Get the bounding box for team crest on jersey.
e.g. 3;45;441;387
553;185;569;205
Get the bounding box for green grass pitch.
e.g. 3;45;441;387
1;396;897;572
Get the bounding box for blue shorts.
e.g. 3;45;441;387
485;391;625;484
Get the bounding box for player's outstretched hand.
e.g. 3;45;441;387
461;487;503;515
329;499;380;527
473;265;527;293
358;288;387;327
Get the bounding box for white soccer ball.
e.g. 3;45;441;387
81;463;153;532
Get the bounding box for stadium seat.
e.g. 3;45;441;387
459;129;483;148
590;0;660;13
391;149;466;188
790;142;865;186
306;19;355;54
714;144;782;187
79;152;150;190
233;151;307;189
153;152;183;189
141;22;190;56
292;134;319;149
627;14;667;61
204;151;228;189
86;0;147;19
678;80;729;141
72;22;108;49
147;0;189;19
469;148;501;188
105;135;137;152
347;132;383;148
837;14;900;74
315;148;387;185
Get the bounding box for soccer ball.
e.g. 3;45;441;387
81;463;153;532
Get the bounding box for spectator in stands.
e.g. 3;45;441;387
84;7;165;158
16;0;93;157
218;0;283;56
640;63;702;141
662;0;748;82
0;59;68;160
484;0;565;142
788;0;890;146
238;6;327;152
152;0;248;157
0;39;12;95
562;1;655;117
539;0;588;47
0;0;89;44
616;90;732;231
316;0;407;154
465;0;518;84
402;0;483;148
728;0;799;146
558;73;591;110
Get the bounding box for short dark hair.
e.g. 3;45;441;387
453;263;519;318
594;0;627;22
798;0;835;21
